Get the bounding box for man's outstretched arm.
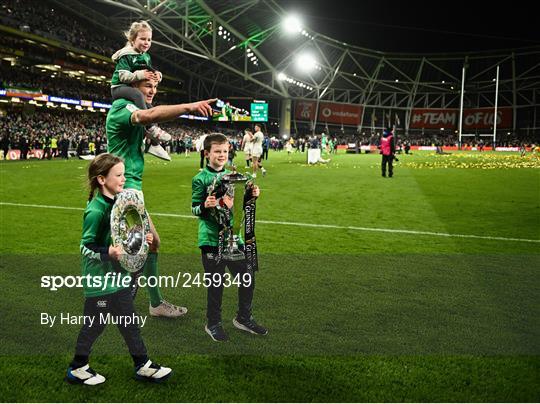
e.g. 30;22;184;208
132;99;216;125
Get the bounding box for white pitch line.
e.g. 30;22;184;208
1;201;539;244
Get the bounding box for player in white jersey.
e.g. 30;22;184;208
242;129;253;168
251;124;266;177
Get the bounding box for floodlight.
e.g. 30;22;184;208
283;14;302;34
296;53;316;72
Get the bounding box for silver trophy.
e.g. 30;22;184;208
110;189;151;272
209;169;254;262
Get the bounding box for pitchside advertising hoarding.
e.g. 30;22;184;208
294;101;512;130
409;107;512;129
295;100;363;126
0;88;112;109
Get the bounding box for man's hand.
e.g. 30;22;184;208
144;70;159;81
188;99;217;117
108;245;122;261
222;195;234;209
145;233;154;244
204;195;217;208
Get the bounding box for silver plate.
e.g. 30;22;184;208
110;189;151;273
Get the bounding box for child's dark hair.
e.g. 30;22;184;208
87;153;124;201
204;133;228;152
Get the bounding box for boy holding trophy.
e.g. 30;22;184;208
191;133;268;342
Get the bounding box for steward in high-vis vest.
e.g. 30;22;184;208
380;128;396;178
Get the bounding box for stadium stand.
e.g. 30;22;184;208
0;0;537;161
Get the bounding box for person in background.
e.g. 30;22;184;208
1;134;9;160
242;128;253;168
262;135;270;161
380;127;395;178
251;124;267;177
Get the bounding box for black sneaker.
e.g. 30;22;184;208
233;316;268;336
205;323;229;342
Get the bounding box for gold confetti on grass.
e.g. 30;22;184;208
403;153;540;170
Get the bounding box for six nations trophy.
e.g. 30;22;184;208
207;167;259;272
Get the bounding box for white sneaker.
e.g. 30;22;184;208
261;168;267;176
147;125;172;142
252;173;257;178
147;145;171;161
135;360;172;382
149;300;188;318
66;364;106;385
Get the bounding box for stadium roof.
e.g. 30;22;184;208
57;0;540;112
276;0;540;54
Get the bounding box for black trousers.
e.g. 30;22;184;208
111;86;148;110
200;150;206;169
382;154;393;177
201;251;254;326
72;288;147;368
263;148;269;160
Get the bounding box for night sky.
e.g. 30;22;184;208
276;0;540;53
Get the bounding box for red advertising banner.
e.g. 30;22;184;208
5;149;44;160
295;100;363;126
7;150;20;160
409;107;512;129
295;100;316;122
6;88;43;99
462;107;512;129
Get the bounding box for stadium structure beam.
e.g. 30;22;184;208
221;1;260;25
318;50;348;99
404;58;426;135
56;0;540;131
96;0;288;98
424;59;461;82
194;0;288;97
468;55;512;82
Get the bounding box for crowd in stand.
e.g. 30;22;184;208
1;65;111;101
1;0;184;105
0;109;268;160
2;104;537;161
1;0;116;56
0;0;537;157
0;109;105;158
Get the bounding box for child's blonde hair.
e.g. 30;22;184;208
124;20;152;46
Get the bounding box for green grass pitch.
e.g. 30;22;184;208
1;150;539;401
